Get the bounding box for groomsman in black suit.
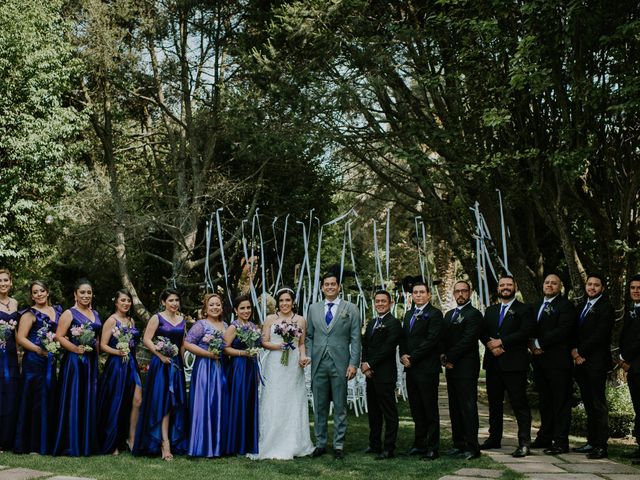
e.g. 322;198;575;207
480;274;534;458
618;274;640;462
400;280;444;460
361;290;402;460
441;280;482;460
572;273;615;459
529;274;577;454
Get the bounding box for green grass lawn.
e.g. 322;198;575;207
0;402;520;479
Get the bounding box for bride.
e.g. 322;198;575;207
250;287;314;459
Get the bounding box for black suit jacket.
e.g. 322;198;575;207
531;296;576;369
574;297;614;372
400;303;444;377
619;306;640;371
361;312;402;383
481;300;534;372
442;303;482;378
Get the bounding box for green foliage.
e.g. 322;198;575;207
571;385;635;438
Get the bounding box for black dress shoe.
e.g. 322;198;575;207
375;451;394;460
406;447;426;456
460;450;481;460
530;439;552;449
445;447;463;456
479;440;502;450
572;443;594;453
512;445;530;458
364;446;381;454
311;447;326;458
543;446;569;455
420;450;439;461
586;447;607;459
334;448;345;460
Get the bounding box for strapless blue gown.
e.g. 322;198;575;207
0;310;20;450
97;319;141;453
225;324;260;455
133;313;188;456
53;307;102;456
14;306;61;454
186;320;229;457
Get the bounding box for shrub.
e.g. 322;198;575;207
571;384;634;438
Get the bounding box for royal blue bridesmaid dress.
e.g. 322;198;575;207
53;307;102;456
225;321;260;455
97;320;141;453
186;320;229;458
14;306;61;454
133;313;188;456
0;309;20;450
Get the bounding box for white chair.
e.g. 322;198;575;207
183;350;195;391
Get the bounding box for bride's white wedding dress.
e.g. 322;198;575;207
250;322;315;459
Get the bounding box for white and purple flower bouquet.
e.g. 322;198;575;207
273;322;302;366
202;329;225;363
234;321;261;357
112;325;135;363
154;335;179;358
0;318;17;351
37;325;61;357
70;323;96;354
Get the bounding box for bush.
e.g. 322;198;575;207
571;385;635;438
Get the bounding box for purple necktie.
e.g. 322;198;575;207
579;301;592;324
409;309;420;331
325;303;334;325
498;304;508;327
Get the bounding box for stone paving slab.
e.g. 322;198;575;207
0;469;51;480
454;468;502;478
562;463;640;474
603;475;640;480
557;453;616;464
484;452;567;464
507;462;568;474
524;475;605;480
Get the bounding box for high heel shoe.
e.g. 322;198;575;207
125;439;133;452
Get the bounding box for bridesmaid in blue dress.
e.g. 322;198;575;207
97;289;142;455
0;268;20;451
14;280;61;454
223;294;261;455
53;278;102;456
133;288;188;460
184;293;229;457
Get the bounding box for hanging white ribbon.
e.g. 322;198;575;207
347;221;367;310
496;189;510;273
372;220;385;289
215;208;233;308
241;218;262;324
253;210;268;322
272;215;289;294
203;214;215;292
295;220;310;307
385;208;390;281
414;216;426;280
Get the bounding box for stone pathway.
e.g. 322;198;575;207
437;380;640;479
0;467;94;480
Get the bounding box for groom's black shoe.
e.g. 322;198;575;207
334;448;345;460
364;446;381;454
375;451;394;460
311;447;327;458
406;447;426;456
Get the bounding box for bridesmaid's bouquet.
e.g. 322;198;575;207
234;321;261;357
112;326;135;363
70;323;96;354
273;322;303;366
37;325;62;357
154;335;179;358
202;329;225;363
0;318;17;352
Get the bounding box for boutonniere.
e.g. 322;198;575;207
452;314;464;325
507;309;515;317
417;311;428;321
631;309;638;320
374;323;387;332
543;304;555;316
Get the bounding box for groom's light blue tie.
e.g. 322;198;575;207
325;303;334;326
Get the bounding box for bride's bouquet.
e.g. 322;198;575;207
234;321;261;358
112;325;135;363
273;322;302;366
0;318;17;352
70;323;96;355
37;324;62;358
202;329;225;364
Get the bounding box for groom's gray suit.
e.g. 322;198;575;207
306;298;362;449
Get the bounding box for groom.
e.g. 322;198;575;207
306;272;362;459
